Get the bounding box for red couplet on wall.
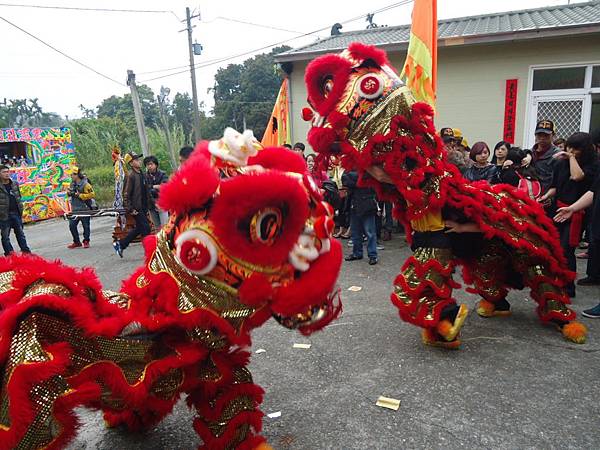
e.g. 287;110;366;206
503;79;518;143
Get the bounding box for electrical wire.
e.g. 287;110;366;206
140;0;414;83
0;2;181;20
136;18;304;76
0;15;125;86
138;0;414;82
212;17;304;35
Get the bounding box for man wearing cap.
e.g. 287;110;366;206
66;167;95;248
112;152;153;257
532;119;560;196
441;127;471;174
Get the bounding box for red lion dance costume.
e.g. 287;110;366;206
0;130;342;449
304;42;587;349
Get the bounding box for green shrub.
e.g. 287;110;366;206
84;166;116;207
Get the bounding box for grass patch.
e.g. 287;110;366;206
84;166;115;208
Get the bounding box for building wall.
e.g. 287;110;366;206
287;33;600;150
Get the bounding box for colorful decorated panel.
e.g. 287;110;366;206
0;127;75;222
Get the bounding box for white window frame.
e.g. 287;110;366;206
524;62;600;147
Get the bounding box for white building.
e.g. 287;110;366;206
275;0;600;149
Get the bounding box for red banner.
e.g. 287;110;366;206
503;79;518;143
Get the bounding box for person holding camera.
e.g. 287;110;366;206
67;167;96;249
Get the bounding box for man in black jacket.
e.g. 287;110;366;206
144;155;168;228
342;171;378;265
0;164;31;256
112;153;153;258
532;119;560;196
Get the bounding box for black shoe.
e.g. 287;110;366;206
581;303;600;318
368;257;378;265
576;276;600;286
495;297;511;311
345;254;363;261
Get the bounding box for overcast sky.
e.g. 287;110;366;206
0;0;586;119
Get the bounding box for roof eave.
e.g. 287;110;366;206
274;23;600;63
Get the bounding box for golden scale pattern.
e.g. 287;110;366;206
394;247;453;322
146;232;256;331
0;236;264;447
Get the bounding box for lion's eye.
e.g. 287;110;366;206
250;208;283;246
322;77;334;98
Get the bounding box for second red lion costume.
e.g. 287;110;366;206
304;42;587;348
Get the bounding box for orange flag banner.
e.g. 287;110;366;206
400;0;438;106
261;78;291;147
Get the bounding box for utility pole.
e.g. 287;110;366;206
185;7;202;142
127;70;150;156
157;86;177;169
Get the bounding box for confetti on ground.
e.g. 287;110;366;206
347;286;363;292
376;396;400;411
267;411;282;419
255;348;266;354
292;343;311;349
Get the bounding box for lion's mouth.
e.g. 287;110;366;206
288;222;331;273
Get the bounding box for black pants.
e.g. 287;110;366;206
69;217;91;243
586;237;600;279
558;221;576;294
119;212;151;250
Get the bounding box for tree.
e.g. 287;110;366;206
169;93;194;145
210;46;291;140
96;85;160;129
0;98;64;128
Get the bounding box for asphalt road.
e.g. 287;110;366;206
16;216;600;449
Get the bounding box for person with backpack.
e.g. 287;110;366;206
539;132;598;297
66;167;96;249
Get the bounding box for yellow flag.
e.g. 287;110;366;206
261;78;291;147
400;0;438;106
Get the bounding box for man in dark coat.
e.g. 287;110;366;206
342;171;378;265
112;153;153;257
144;155;169;228
0;164;31;255
532;119;560;195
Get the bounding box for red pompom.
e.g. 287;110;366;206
238;273;273;307
178;240;212;272
307;127;338;155
248;147;307;174
157;151;219;214
302;107;314;122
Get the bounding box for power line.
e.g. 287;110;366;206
0;2;180;21
138;0;414;82
0;2;174;14
0;15;125;86
136;18;303;76
212;17;304;35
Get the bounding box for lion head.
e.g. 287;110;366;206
149;129;342;341
303;43;453;217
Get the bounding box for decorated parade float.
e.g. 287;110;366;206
0;127;74;222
